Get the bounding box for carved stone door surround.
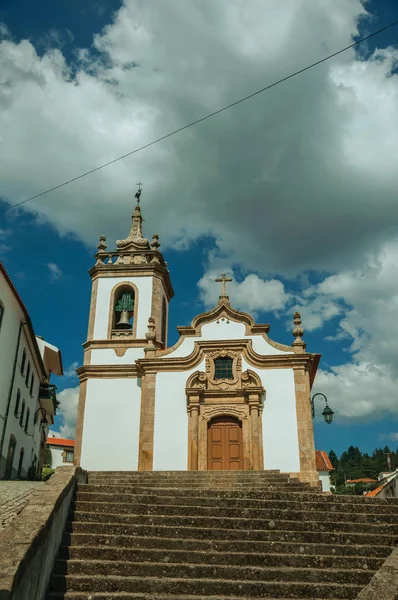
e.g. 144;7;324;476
186;349;265;471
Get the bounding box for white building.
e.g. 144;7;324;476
0;263;63;479
47;436;74;468
315;450;334;492
76;194;321;485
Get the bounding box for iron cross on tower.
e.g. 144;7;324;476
215;273;233;297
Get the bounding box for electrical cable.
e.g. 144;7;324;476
1;18;398;215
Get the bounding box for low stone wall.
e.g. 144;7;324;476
0;466;87;600
356;546;398;600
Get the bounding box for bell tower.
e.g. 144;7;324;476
75;187;174;468
85;186;173;351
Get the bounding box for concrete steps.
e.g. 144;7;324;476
45;470;398;600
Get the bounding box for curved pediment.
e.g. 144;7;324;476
176;296;270;337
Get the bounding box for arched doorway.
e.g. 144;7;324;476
207;416;243;470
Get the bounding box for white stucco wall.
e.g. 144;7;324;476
93;276;153;340
242;358;300;473
80;377;142;471
90;347;145;365
153;360;206;471
49;446;74;468
319;471;331;492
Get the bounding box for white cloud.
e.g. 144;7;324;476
198;269;290;316
1;0;398;278
47;262;63;281
63;361;79;379
380;433;398;444
56;386;79;438
305;239;398;422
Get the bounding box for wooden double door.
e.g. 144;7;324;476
207;416;243;470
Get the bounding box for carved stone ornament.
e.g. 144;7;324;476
201;405;248;422
241;369;262;389
205;349;242;391
186;371;208;390
117;203;150;251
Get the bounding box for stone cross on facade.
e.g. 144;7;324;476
215;273;233;297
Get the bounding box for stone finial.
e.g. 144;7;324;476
145;316;156;356
151;234;161;251
145;316;156;344
97;235;107;252
292;311;306;352
116;186;149;251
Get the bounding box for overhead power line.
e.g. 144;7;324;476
2;18;398;215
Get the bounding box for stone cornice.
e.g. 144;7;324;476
82;339;163;351
136;338;320;379
76;364;139;381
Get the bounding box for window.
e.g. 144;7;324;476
5;435;16;479
214;357;233;380
24;408;30;434
161;298;167;347
17;448;24;479
33;409;38;425
114;288;135;331
20;349;26;375
25;362;30;387
30;374;34;396
19;400;25;427
65;451;74;463
0;302;4;333
14;389;21;417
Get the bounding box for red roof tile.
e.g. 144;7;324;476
47;438;75;448
346;478;377;484
315;450;334;471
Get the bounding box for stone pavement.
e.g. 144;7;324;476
0;481;43;531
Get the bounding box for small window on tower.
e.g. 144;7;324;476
214;357;233;380
114;289;135;330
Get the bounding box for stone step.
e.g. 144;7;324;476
62;532;394;558
58;544;384;571
53;558;374;587
68;520;395;546
46;592;323;600
70;510;398;535
76;485;398;504
75;490;398;514
49;574;363;598
88;470;282;476
82;483;312;493
87;474;294;483
73;500;398;524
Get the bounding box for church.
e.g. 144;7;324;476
75;191;321;485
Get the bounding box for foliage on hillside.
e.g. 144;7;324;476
328;445;398;489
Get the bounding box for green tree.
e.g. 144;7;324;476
43;447;52;468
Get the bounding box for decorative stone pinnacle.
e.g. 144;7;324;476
116;186;149;251
292;311;306;350
151;233;161;251
97;235;107;252
145;316;156;343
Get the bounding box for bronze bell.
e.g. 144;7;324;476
116;310;131;329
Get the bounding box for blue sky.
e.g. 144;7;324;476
1;0;398;456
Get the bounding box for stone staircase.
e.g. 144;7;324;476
46;470;398;600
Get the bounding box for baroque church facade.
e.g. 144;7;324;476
75;194;320;485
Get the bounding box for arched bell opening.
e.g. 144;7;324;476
108;281;139;339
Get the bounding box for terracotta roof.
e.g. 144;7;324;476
365;482;387;497
346;478;377;484
47;438;75;448
315;450;334;471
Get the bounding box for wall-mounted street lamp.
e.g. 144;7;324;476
35;407;48;431
311;393;334;425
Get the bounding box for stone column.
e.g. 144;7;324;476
249;394;262;470
138;370;156;471
74;379;87;467
294;366;319;486
188;396;200;470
